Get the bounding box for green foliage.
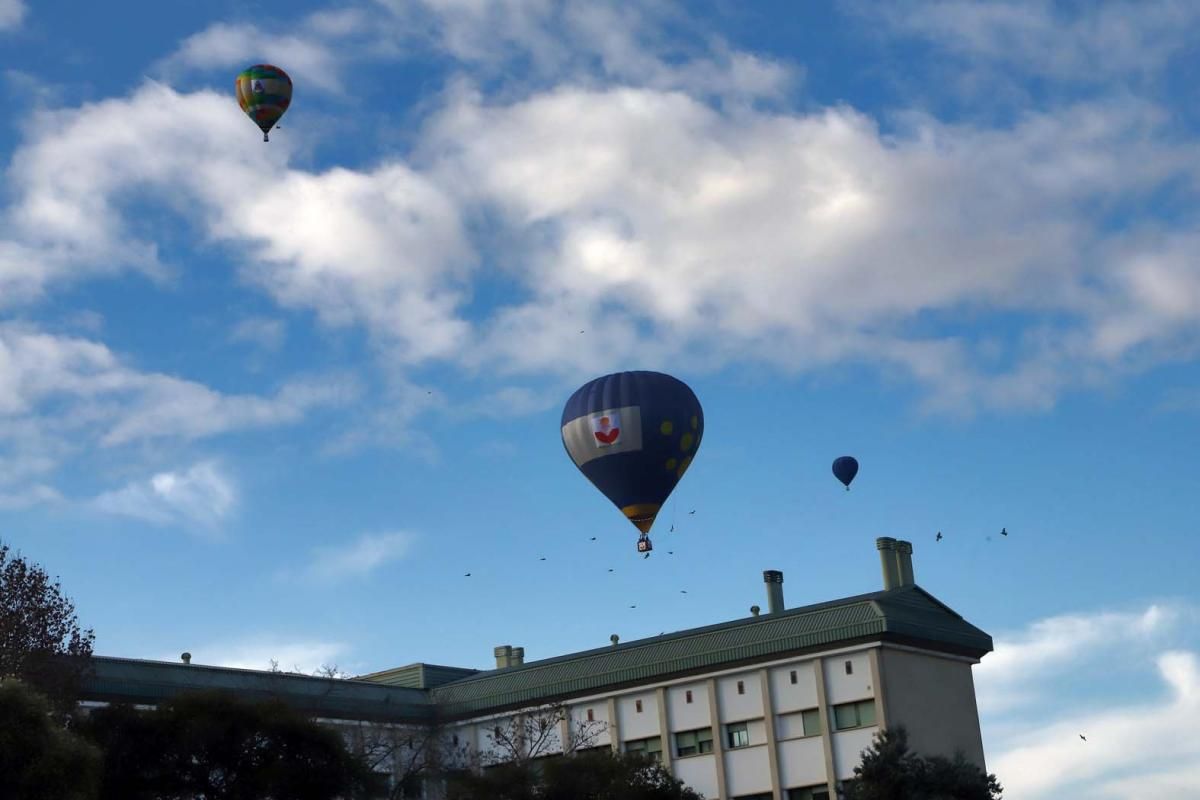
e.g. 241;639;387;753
845;727;1002;800
82;691;380;800
445;750;704;800
0;679;101;800
0;540;95;712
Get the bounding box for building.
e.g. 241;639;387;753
81;537;992;799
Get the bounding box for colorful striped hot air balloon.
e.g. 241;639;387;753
562;371;704;552
235;64;292;142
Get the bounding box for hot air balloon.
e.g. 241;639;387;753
235;64;292;142
832;456;859;490
562;371;703;553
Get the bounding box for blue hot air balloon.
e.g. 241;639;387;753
562;371;703;552
832;456;859;490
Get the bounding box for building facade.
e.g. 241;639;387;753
82;537;992;799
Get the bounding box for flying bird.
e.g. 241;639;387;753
1001;527;1008;536
629;604;637;609
680;590;688;594
539;557;547;561
689;509;696;515
464;573;471;577
590;536;597;541
608;568;614;572
669;524;674;532
667;551;674;555
936;531;943;542
1079;734;1087;741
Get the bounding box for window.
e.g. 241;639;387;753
624;736;662;762
674;727;714;757
735;794;773;800
790;670;798;684
801;707;822;737
586;708;594;722
786;786;830;800
726;721;750;749
832;699;877;731
635;699;643;713
736;680;745;695
844;660;853;675
685;690;693;703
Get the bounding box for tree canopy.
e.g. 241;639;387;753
446;750;705;800
0;679;101;800
0;540;95;710
82;691;380;800
845;727;1002;800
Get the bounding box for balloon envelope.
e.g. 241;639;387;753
235;64;292;140
562;371;703;534
832;456;859;488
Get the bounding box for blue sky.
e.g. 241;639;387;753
3;0;1199;796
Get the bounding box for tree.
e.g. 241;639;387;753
845;727;1002;800
0;679;101;800
82;691;381;800
478;701;609;767
445;750;705;800
0;540;95;712
346;720;470;799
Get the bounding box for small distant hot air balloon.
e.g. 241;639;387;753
832;456;859;491
562;371;703;553
235;64;292;142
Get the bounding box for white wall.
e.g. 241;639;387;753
724;745;773;796
770;661;820;713
569;701;612;748
832;727;878;779
616;692;660;741
823;650;874;705
673;753;719;799
717;672;763;721
878;647;987;767
777;735;827;789
667;681;710;731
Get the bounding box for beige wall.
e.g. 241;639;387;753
878;647;986;768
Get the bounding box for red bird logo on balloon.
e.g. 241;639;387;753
592;414;622;446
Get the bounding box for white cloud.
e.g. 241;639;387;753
980;604;1200;799
4;8;1199;418
229;317;287;352
177;638;349;674
298;531;416;583
854;0;1200;82
0;484;61;510
0;0;26;31
92;461;236;529
155;21;347;91
975;604;1181;713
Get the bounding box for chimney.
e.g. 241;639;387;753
511;647;525;666
180;652;192;665
493;645;512;669
895;540;915;587
763;570;785;614
876;538;900;590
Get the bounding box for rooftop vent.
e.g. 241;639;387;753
180;652;192;665
763;570;785;614
493;645;513;669
876;537;900;590
511;647;525;666
610;634;620;647
750;605;761;617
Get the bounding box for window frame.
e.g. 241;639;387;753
832;699;877;731
725;721;750;749
674;726;714;757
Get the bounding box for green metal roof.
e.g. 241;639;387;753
427;585;992;718
354;662;480;689
83;656;433;723
81;585;990;724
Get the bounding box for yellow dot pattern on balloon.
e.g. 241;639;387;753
677;456;692;479
665;458;678;470
660;420;674;435
680;432;694;452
